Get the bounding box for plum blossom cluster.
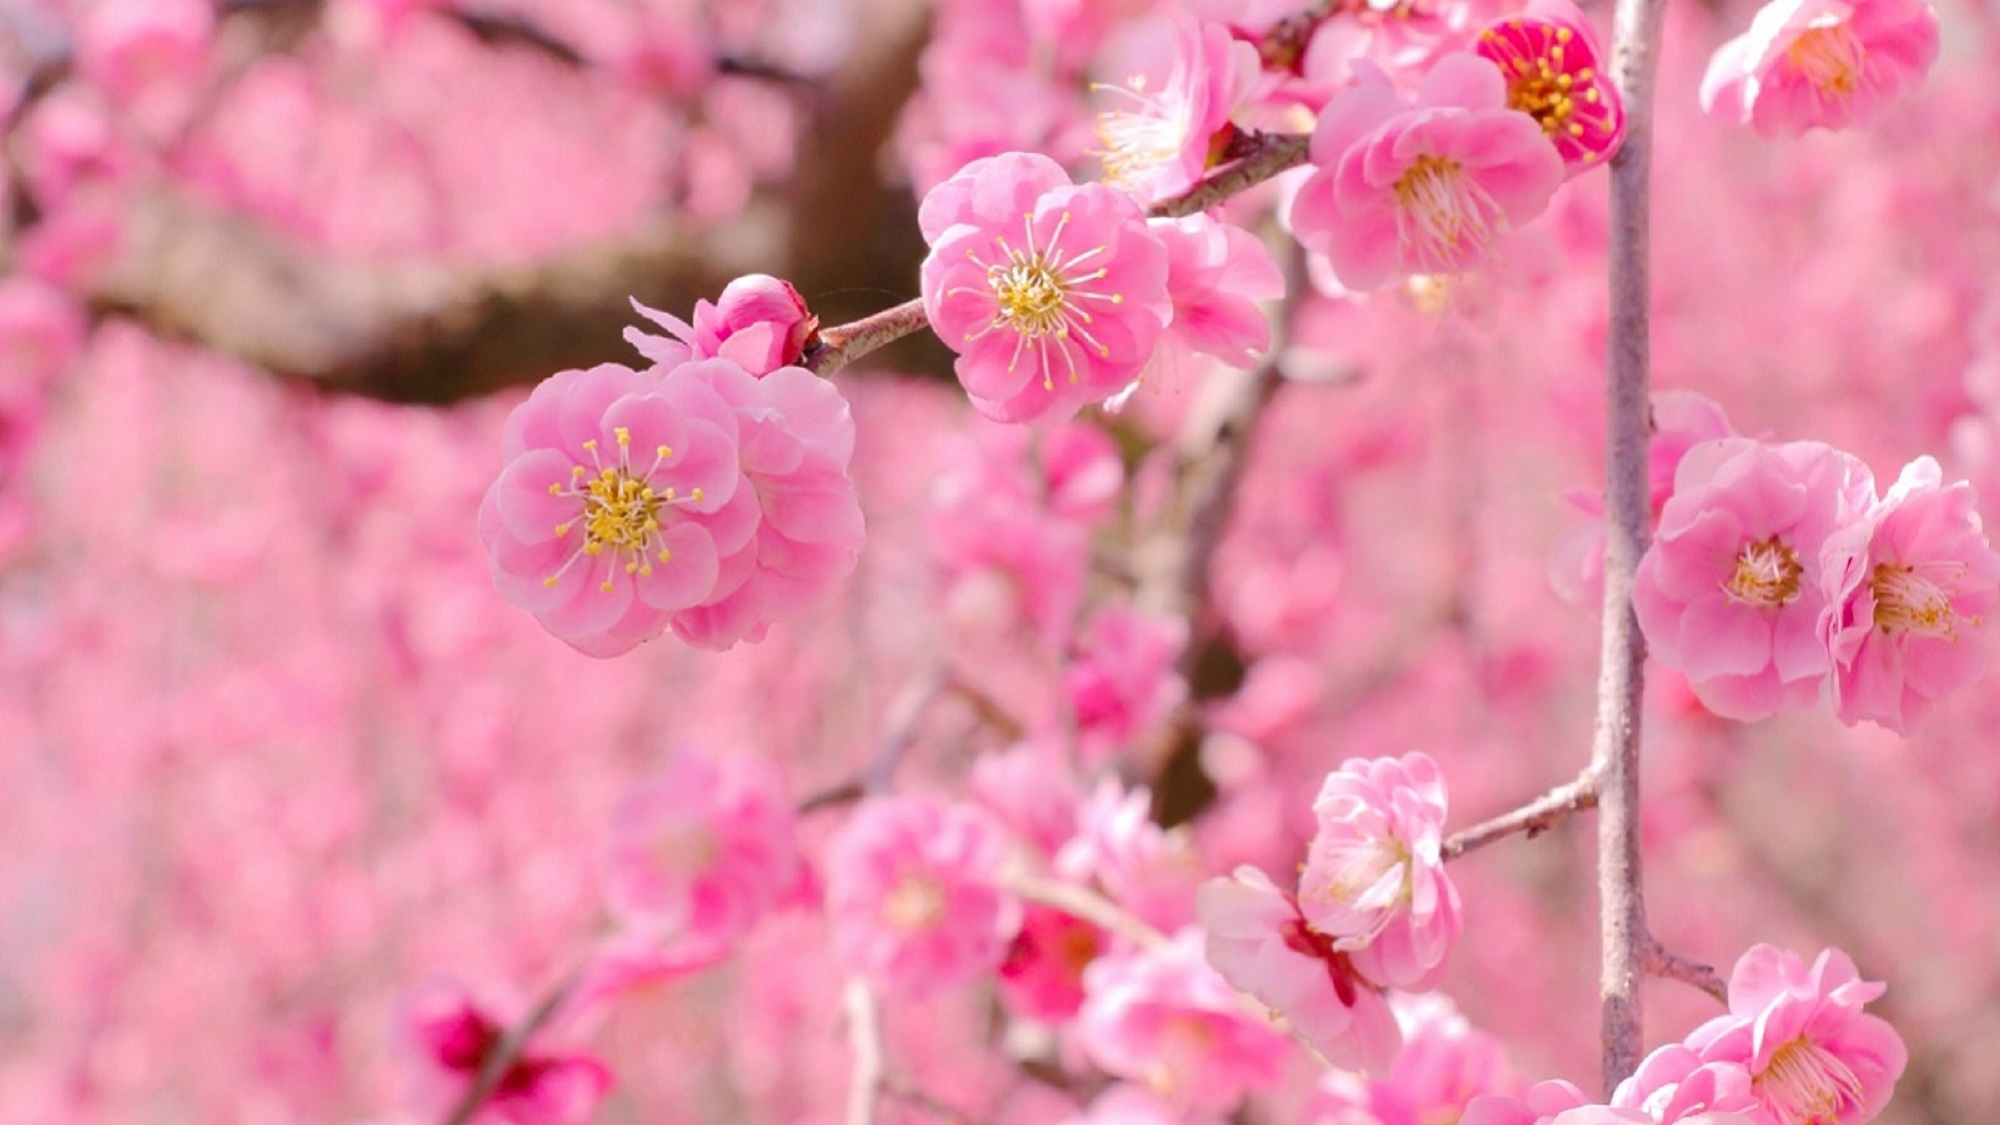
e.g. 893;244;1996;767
1700;0;1941;137
1464;945;1906;1125
478;279;862;656
1199;752;1460;1071
1633;432;2000;731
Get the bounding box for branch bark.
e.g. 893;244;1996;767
1441;768;1601;862
1596;0;1670;1091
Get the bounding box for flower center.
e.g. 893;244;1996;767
1788;22;1866;98
1871;561;1965;638
1298;830;1412;949
1480;22;1618;161
1755;1034;1865;1125
957;211;1125;390
1094;75;1193;189
883;872;947;931
545;427;702;593
1391;155;1500;272
1723;535;1804;608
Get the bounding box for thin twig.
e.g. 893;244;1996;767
1595;0;1669;1092
1441;768;1601;861
1256;0;1342;70
1004;872;1170;951
440;967;585;1125
843;977;885;1125
1642;940;1728;1004
802;132;1311;377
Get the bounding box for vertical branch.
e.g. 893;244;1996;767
1596;0;1669;1093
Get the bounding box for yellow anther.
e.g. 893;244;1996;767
614;426;631;446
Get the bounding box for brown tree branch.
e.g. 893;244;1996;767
1595;0;1670;1092
440;967;585;1125
1441;768;1601;861
1642;939;1728;1004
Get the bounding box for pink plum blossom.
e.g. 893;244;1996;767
625;274;819;376
1633;438;1876;720
1287;53;1564;290
1297;752;1461;992
1056;780;1205;933
1306;994;1519;1123
1685;945;1908;1125
601;749;802;954
395;976;611;1125
823;795;1022;992
1463;1079;1592;1125
1076;929;1291;1113
477;362;756;658
1609;1044;1762;1123
1819;456;2000;733
1093;17;1262;204
661;361;864;650
1148;212;1286;369
1475;0;1625;174
1197;865;1402;1072
920;152;1172;422
1699;0;1940;138
1057;1085;1195;1125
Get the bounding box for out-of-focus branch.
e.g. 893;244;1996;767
1595;0;1669;1091
1257;0;1341;70
440;967;584;1125
1004;872;1170;952
1642;939;1728;1004
1441;768;1601;861
843;977;886;1125
804;132;1311;378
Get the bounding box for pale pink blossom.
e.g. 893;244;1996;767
1057;1085;1194;1125
1148;213;1286;369
920;152;1172;422
394;977;611;1125
1287;54;1564;290
824;795;1021;992
660;362;864;650
1057;780;1205;933
477;362;756;657
1093;17;1262;204
1820;456;2000;733
1297;752;1461;992
1475;0;1625;174
1699;0;1940;138
0;278;88;392
1633;438;1875;720
971;739;1084;858
1077;929;1290;1112
602;749;802;953
1685;945;1908;1125
1197;865;1402;1072
625;275;819;376
75;0;213;111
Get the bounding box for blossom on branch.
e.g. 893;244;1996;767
1474;0;1625;174
1820;456;2000;733
1092;17;1262;205
1685;945;1907;1125
394;977;610;1125
625;274;819;377
920;152;1172;422
1287;53;1564;291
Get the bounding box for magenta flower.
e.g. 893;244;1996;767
1297;752;1461;992
998;902;1106;1022
824;795;1021;993
1197;865;1402;1072
1819;456;2000;733
601;749;802;955
1475;0;1625;175
625;274;819;376
1077;929;1290;1112
1288;53;1564;290
920;152;1172;422
1093;17;1261;204
1685;945;1907;1125
477;362;755;658
1632;438;1876;720
395;977;611;1125
1699;0;1940;138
